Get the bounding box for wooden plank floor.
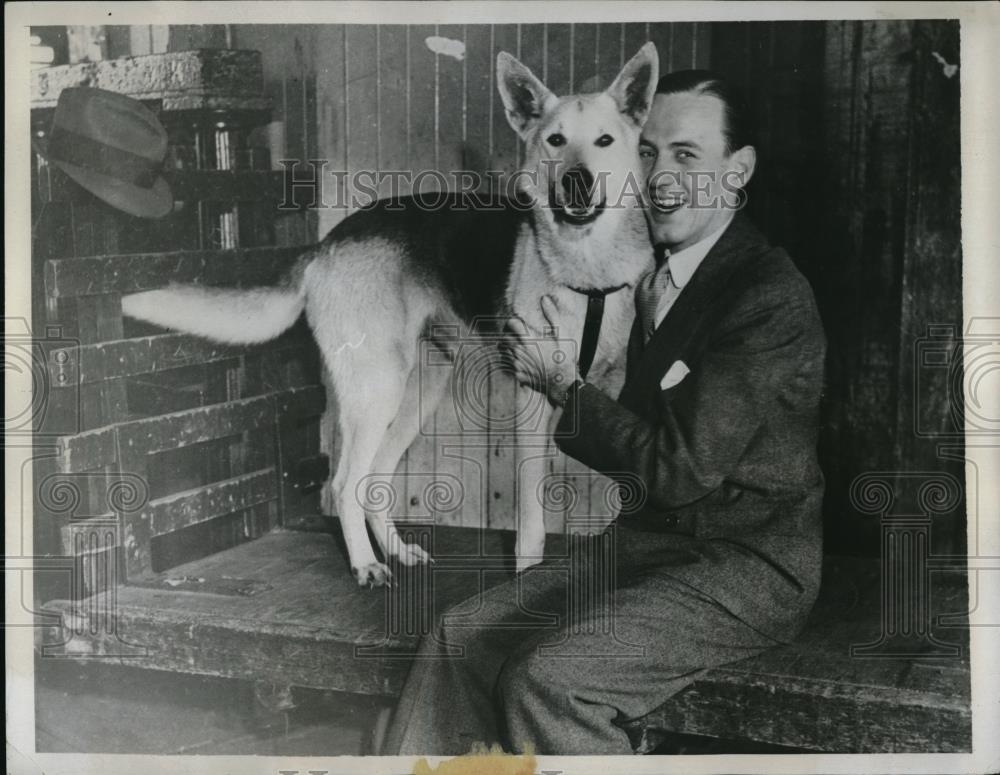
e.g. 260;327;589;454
35;659;381;755
38;520;971;752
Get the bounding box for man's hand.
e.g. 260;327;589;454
500;295;581;406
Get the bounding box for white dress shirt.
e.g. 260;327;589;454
654;214;735;329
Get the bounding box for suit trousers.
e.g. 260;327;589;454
382;523;785;755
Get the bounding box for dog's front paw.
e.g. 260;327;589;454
393;541;431;567
354;561;393;587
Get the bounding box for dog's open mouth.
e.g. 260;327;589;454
549;190;606;226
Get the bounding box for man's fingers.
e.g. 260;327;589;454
497;332;536;388
498;333;524;370
540;294;560;328
505;315;529;338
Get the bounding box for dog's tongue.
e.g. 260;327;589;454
563;178;595;212
564;203;595;218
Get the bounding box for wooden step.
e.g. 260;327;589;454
58;468;279;552
47;331;308;386
56;385;325;473
45;245;307;299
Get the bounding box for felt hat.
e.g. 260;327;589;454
35;87;173;218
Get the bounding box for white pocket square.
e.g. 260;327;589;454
660;360;691;390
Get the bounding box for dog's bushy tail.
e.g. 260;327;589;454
122;255;311;345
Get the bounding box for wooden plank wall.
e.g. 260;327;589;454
229;23;711;533
710;21;964;555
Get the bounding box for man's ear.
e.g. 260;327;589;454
606;42;659;127
496;52;557;138
727;145;757;189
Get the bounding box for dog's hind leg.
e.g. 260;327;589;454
366;357;453;566
326;348;413;587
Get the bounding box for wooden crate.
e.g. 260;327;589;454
30;51;325;604
35;245;327;595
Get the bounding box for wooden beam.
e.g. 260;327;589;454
147;468;278;537
639;665;971;752
35;171;286;207
45;246;306;299
56;427;118;472
47;331;308;386
117;394;276;457
54;386;324;474
31;49;268;111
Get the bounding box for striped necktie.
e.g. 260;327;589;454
636;244;674;342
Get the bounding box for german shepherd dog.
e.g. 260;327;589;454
123;44;659;586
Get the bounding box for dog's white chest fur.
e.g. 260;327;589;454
506;213;650;396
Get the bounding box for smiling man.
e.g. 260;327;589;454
385;70;827;756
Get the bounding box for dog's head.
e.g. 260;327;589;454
497;43;659;242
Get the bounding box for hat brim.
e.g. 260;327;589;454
54;159;173;219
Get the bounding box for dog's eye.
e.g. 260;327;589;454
595;134;614;147
546;133;567;147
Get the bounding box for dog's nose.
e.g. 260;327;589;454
561;165;595;207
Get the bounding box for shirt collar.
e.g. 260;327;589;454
662;213;735;288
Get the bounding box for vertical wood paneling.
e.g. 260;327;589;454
378;26;410;199
400;25;441;522
375;25;416;528
895;20;963;552
518;24;547;171
669;23;694;71
596;23;624;89
571;24;598;92
484;24;522;530
821;21;914;554
623;23;649;67
707;21;961;556
433;25;472;526
437;25;468;190
463;26;494;183
490;25;521;181
647;24;673;73
545;25;573;97
694;22;713;69
231;25;320;244
305;25;347;516
346;25;380;210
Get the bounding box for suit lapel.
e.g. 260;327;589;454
619;214;768;410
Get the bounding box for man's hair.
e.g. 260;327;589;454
654;70;756;154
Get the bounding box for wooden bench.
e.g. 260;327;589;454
37;519;971;754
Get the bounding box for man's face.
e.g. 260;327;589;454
639;91;752;251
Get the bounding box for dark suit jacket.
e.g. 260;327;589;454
555;214;827;641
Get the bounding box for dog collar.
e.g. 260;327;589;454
568;283;627;380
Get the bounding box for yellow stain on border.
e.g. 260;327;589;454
413;744;536;775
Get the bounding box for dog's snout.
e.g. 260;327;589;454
561;165;595;206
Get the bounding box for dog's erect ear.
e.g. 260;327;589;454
606;42;659;127
496;52;557;138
